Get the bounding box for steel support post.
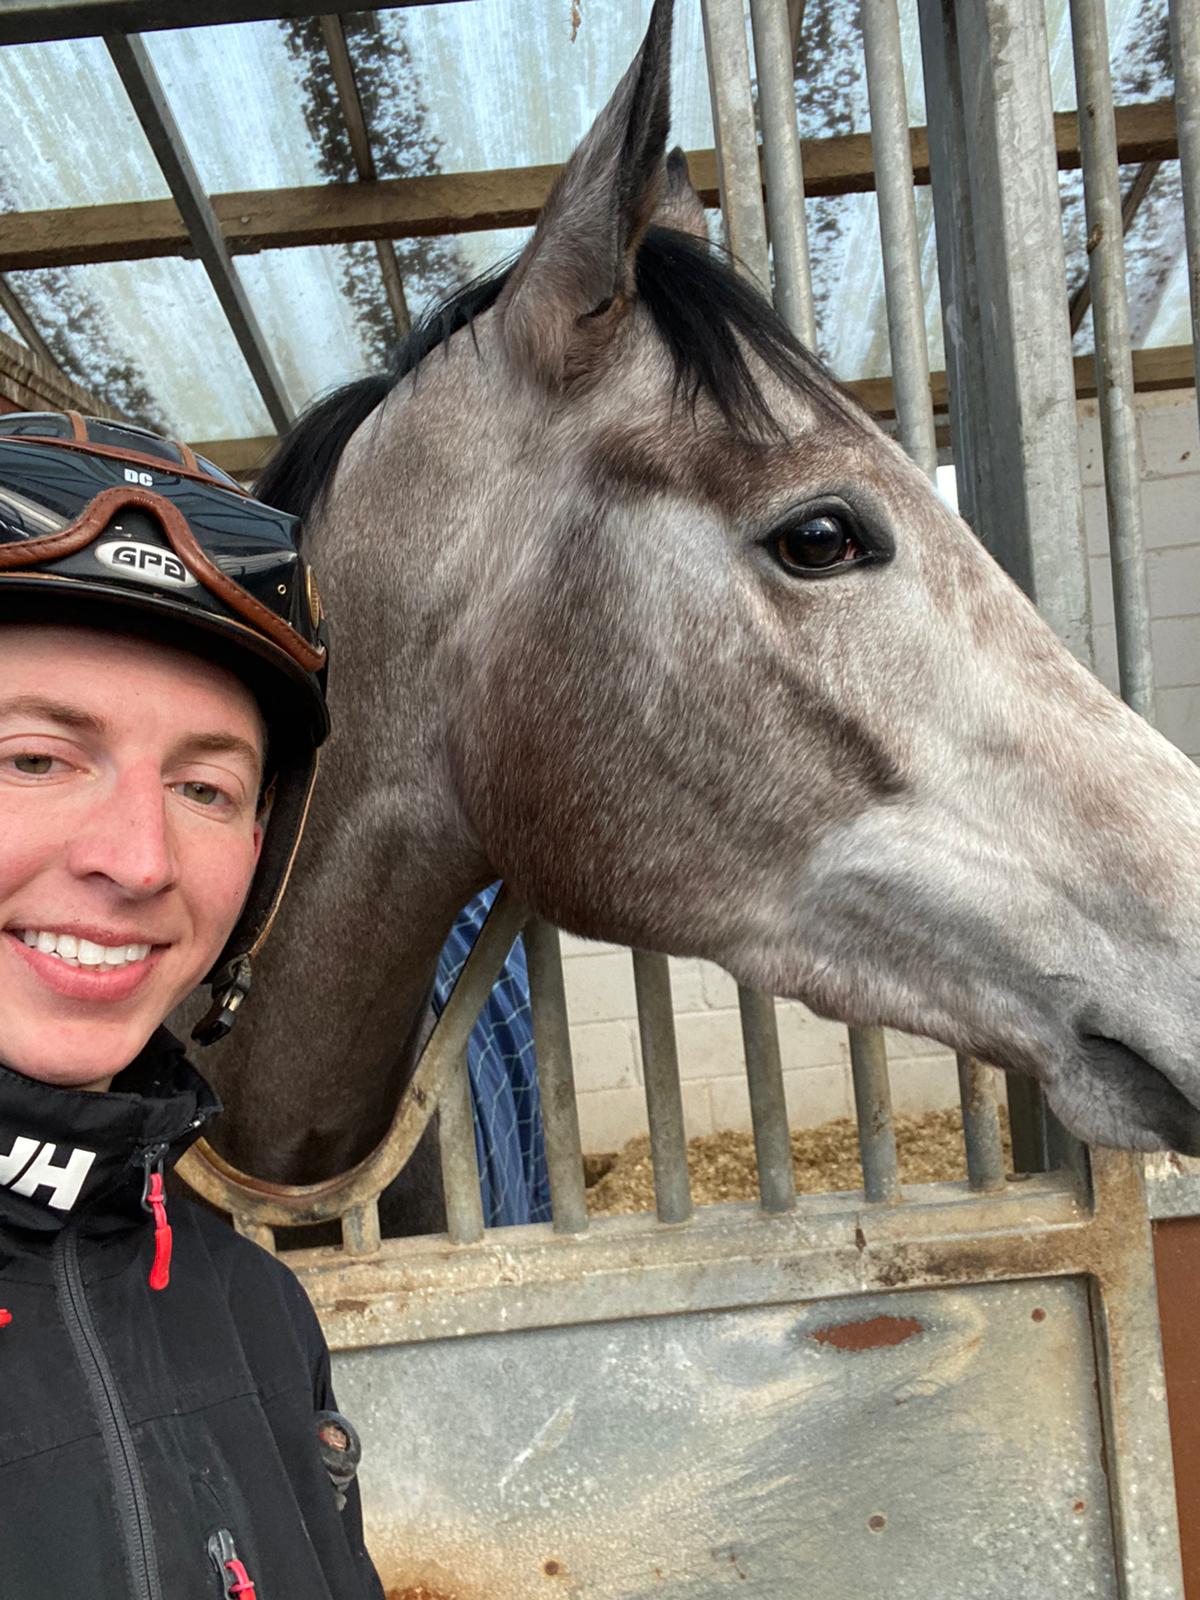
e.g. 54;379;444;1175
1169;0;1200;437
918;0;1091;661
861;0;938;479
748;0;817;343
1070;0;1155;721
700;0;771;280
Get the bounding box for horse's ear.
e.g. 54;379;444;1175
498;0;673;387
654;146;708;240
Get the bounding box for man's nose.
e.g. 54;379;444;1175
66;766;179;896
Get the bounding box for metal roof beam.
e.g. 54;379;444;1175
0;1;465;47
105;31;293;433
0;101;1179;275
319;13;411;336
1069;159;1162;336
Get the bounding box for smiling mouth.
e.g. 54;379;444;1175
13;929;154;972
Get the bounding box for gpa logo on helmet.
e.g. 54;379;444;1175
96;539;197;590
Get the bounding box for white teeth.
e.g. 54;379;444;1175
17;930;152;969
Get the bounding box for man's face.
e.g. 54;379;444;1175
0;623;264;1090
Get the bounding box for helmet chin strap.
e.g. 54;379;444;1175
193;956;253;1047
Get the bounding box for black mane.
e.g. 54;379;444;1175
256;227;861;527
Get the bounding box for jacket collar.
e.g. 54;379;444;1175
0;1029;220;1239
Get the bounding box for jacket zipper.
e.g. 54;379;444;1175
52;1220;163;1600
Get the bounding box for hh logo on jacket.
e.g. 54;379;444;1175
0;1134;96;1211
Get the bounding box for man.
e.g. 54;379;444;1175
0;410;385;1599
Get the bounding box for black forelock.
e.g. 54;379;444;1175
254;226;865;530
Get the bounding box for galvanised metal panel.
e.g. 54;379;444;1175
334;1278;1119;1600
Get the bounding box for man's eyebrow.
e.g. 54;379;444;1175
173;730;263;774
0;696;262;774
0;695;106;734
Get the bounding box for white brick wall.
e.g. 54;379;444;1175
564;394;1200;1152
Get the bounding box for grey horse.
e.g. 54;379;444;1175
196;0;1200;1211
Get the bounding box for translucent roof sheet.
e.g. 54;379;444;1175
0;0;1186;445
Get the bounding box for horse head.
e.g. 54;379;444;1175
211;0;1200;1180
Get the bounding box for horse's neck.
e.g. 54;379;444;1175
203;770;486;1183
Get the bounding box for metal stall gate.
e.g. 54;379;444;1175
180;0;1192;1593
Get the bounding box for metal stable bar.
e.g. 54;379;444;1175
104;33;294;435
1170;0;1200;437
525;918;589;1235
319;13;412;338
737;987;796;1214
341;1200;381;1256
700;0;771;281
748;0;817;345
438;1050;485;1245
849;1026;900;1203
956;1055;1007;1192
862;0;938;479
632;952;693;1225
1069;0;1155;722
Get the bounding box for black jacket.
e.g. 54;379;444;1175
0;1030;385;1600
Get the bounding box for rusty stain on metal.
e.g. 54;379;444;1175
812;1314;923;1351
542;1559;562;1577
1032;1306;1047;1323
386;1588;461;1600
868;1514;887;1532
1074;1499;1087;1514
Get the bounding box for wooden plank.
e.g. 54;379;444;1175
0;102;1178;275
0;0;463;46
194;344;1195;480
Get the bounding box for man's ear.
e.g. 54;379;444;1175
497;0;674;389
653;146;709;240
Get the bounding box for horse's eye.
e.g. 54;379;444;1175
774;514;862;574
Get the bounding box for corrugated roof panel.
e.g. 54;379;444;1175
0;0;1186;442
0;34;166;207
362;0;717;176
6;256;271;436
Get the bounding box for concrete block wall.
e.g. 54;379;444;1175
563;393;1200;1154
1085;392;1200;752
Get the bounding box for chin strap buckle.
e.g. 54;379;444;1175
192;956;253;1046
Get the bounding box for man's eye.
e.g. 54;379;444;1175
177;781;224;807
12;754;54;776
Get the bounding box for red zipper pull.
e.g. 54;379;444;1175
141;1156;173;1292
223;1558;257;1599
0;1309;11;1329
